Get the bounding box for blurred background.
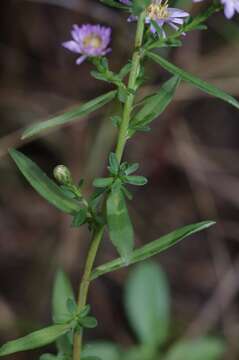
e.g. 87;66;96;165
0;0;239;359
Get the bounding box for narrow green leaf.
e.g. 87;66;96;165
83;342;120;360
147;52;239;109
52;270;75;355
72;208;87;227
106;188;134;261
22;90;117;139
124;176;148;186
100;0;129;9
125;262;170;346
9;149;81;214
52;270;75;324
80;317;98;329
164;338;225;360
40;354;57;360
0;324;70;356
131;76;180;130
91;221;215;279
109;152;119;174
93;177;114;188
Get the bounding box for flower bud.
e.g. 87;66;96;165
53;165;72;185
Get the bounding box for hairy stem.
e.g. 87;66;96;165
72;12;145;360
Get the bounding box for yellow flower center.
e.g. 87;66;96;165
83;34;102;48
147;1;169;19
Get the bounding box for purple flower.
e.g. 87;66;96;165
145;1;189;37
62;24;111;65
193;0;239;19
220;0;239;18
120;0;189;37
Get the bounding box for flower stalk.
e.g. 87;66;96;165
72;12;146;360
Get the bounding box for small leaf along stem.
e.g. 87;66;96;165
72;12;146;360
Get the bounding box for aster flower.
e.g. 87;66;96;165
193;0;239;18
119;0;189;37
221;0;239;18
62;24;111;65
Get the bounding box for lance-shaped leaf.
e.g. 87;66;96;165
164;337;225;360
0;324;71;356
22;90;117;139
52;269;75;324
147;52;239;110
106;185;134;261
91;221;215;279
9;149;81;214
125;262;170;346
130;76;180;131
83;342;120;360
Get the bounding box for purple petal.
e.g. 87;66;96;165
168;8;190;17
76;55;87;65
62;41;81;53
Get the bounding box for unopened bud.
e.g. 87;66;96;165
53;165;72;185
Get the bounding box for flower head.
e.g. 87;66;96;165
193;0;239;19
62;24;111;65
145;0;189;36
120;0;189;37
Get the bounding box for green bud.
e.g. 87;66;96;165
53;165;72;185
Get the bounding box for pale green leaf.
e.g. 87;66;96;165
125;261;170;346
164;338;225;360
9;149;81;214
131;76;180;129
83;342;120;360
91;221;215;279
22;90;117;139
0;324;70;356
52;269;75;324
106;187;134;261
147;52;239;110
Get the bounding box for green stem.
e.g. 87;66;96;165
72;12;145;360
72;226;104;360
115;11;146;162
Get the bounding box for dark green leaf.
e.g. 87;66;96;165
100;0;129;9
72;208;87;227
124;176;148;186
164;338;225;360
106;188;134;261
79;305;91;318
147;52;239;109
52;269;75;323
0;324;71;356
130;76;180;131
80;317;98;329
124;163;139;175
93;177;114;188
52;270;74;357
91;221;215;279
22;91;117;139
66;299;78;315
109;153;119;175
132;0;150;14
9;149;81;214
125;262;170;346
118;63;132;80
